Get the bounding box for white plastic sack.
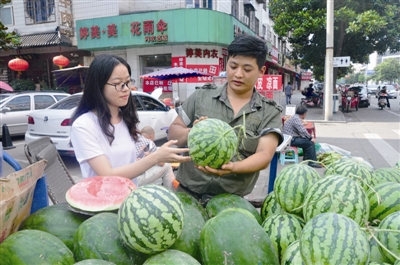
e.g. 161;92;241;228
317;143;351;157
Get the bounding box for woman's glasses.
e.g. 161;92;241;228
106;79;135;92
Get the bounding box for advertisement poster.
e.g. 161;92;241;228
186;64;219;83
142;78;173;93
256;75;282;91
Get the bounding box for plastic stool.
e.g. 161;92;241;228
280;146;299;165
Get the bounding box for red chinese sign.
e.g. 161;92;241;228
79;19;168;43
256;75;282;91
186;48;218;58
301;72;312;80
186;64;219;83
142;78;172;93
171;57;187;83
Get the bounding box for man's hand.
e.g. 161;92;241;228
193;116;208;126
195;162;234;176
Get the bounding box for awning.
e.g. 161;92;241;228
18;32;72;48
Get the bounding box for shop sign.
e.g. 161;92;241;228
222;47;228;57
301;72;313;80
79;19;168;43
142;79;172;93
186;48;218;58
171;56;187;83
270;47;278;64
256;75;282;91
186;64;219;83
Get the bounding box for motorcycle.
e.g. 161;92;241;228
300;92;324;108
378;93;388;110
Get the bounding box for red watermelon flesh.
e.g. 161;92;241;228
66;176;136;212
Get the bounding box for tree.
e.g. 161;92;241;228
370;58;400;84
0;0;21;51
269;0;400;81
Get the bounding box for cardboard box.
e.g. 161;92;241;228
0;160;47;243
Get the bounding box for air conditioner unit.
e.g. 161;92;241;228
242;15;249;25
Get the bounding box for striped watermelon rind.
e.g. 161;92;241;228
377;211;400;263
188;118;238;169
367;182;400;222
117;185;184;254
372;168;400;186
260;192;284;221
367;231;392;264
300;212;370;264
324;157;373;190
302;175;370;226
261;212;305;261
274;164;320;215
143;249;201;265
281;240;305;265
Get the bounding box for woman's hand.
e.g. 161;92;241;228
153;140;191;164
195;162;235;176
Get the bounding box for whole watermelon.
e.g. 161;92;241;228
372;168;400;186
73;212;147;265
118;185;184;254
74;260;116;265
19;203;89;251
300;212;370;264
367;233;392;264
260;192;284;221
188;118;238;169
281;240;305;265
274;163;320;216
377;211;400;263
143;249;201;265
0;229;75;265
205;193;262;224
169;192;208;262
367;182;400;223
200;210;279;265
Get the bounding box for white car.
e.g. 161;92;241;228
0;91;70;137
25;91;177;155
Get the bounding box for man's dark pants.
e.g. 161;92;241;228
291;137;317;162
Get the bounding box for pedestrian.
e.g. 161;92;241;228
136;126;177;190
282;106;321;168
168;34;284;204
70;54;190;184
284;81;293;104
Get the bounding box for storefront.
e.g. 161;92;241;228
76;8;255;101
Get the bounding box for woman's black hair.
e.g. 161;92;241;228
227;34;268;70
71;54;140;144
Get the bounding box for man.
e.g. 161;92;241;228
283;106;321;168
284;81;293;104
378;86;391;110
168;35;283;204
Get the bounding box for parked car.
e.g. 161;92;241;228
366;85;379;95
25;91;177;155
376;85;397;99
0;91;70;137
348;85;370;108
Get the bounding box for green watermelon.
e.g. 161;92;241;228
74;260;116;265
302;175;370;226
73;212;147;265
324;157;373;190
377;211;400;263
200;210;279;265
367;182;400;223
300;213;370;264
205;193;262;224
143;249;201;265
367;233;392;264
274;163;320;216
368;262;392;265
395;161;400;169
188;118;238;169
372;168;400;186
281;240;305;265
118;185;184;254
0;229;75;264
260;192;284;221
19;203;89;251
169;192;208;262
261;213;305;261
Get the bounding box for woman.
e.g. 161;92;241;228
70;54;190;184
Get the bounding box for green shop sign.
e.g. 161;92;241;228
76;9;256;50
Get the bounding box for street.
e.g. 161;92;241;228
3;92;400;184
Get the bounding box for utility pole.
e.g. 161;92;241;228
324;0;334;121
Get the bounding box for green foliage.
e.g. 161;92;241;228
370;58;400;84
268;0;400;81
0;0;21;51
10;79;36;91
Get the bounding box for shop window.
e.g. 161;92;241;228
24;0;56;25
202;0;212;9
0;6;14;25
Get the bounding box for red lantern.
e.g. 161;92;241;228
8;58;29;74
53;55;70;69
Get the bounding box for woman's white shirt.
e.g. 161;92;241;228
70;111;137;185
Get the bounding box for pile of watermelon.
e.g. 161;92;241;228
1;158;400;264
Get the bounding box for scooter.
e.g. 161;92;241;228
378;93;388;110
301;92;324;108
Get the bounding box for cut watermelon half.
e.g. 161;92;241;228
66;176;136;212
